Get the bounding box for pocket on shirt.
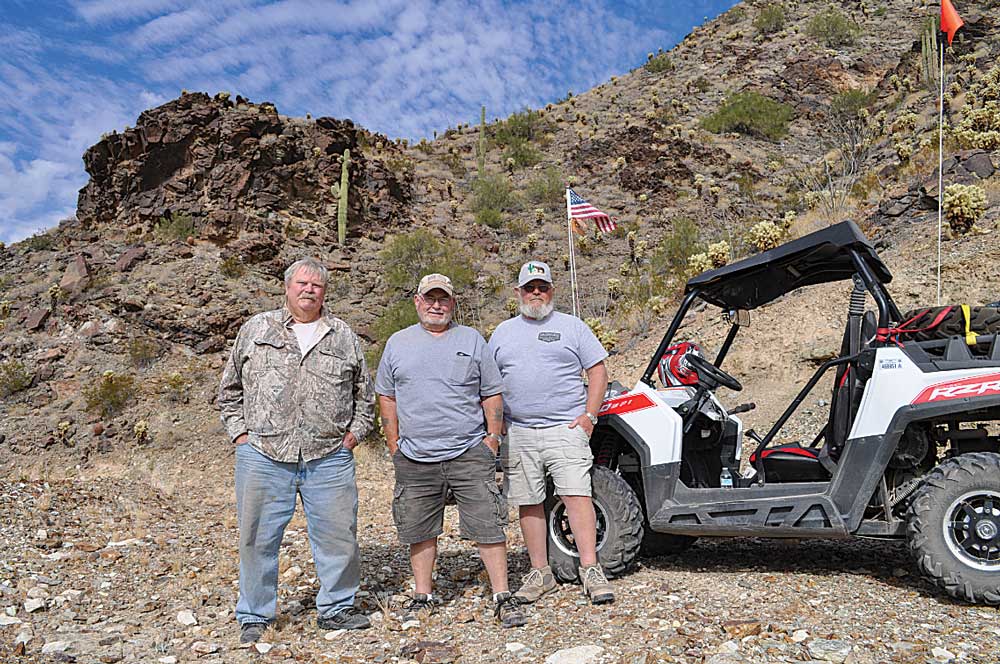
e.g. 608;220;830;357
449;354;474;383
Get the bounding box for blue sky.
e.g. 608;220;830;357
0;0;738;244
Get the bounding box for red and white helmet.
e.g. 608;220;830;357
658;342;703;388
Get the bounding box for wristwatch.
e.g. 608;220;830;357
585;412;598;425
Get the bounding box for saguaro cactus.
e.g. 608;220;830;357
476;105;486;179
338;149;350;244
921;17;939;93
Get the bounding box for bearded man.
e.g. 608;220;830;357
375;273;525;628
488;260;614;605
219;257;375;643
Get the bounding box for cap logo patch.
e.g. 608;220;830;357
528;264;545;274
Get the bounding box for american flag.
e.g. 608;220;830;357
567;188;616;233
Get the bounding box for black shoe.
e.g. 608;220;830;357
402;593;438;622
493;591;526;628
317;607;371;631
239;622;268;644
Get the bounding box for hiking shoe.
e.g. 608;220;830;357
513;565;557;603
239;622;267;644
579;565;615;605
317;607;370;631
402;593;438;623
493;591;526;628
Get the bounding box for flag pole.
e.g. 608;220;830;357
565;187;580;317
937;35;945;306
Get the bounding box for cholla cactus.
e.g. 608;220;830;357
584;317;617;350
607;278;623;299
942;183;987;234
688;252;714;274
505;298;519;317
134;420;149;444
747;220;786;252
706;240;730;267
613;156;626;170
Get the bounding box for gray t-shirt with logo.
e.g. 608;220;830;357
489;312;608;427
375;323;503;462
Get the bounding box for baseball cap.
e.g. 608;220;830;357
517;261;553;288
417;273;454;296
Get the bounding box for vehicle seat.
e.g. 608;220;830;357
749;443;831;482
824;310;876;462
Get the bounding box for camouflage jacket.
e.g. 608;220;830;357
219;307;375;463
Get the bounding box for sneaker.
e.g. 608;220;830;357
493;591;526;628
317;607;371;631
579;565;615;605
513;565;557;603
402;593;438;623
239;622;267;644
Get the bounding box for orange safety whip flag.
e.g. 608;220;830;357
941;0;964;45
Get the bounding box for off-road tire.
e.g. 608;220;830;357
544;466;643;583
901;306;1000;342
906;452;1000;605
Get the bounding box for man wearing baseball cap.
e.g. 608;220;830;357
489;261;614;604
375;273;525;628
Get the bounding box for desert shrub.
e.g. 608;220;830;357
24;233;54;251
220;256;247;278
84;370;136;418
127;337;160;369
806;7;860;47
645;51;674;73
651;217;703;277
440;151;465;179
753;3;785;35
724;6;747;23
526;167;565;209
692;77;711;93
0;360;32;398
159;372;191;403
493;108;548;147
380;229;475;293
942;183;987;233
155;213;196;242
472;174;517;228
701;91;794;140
502;138;541;169
385;154;415;178
831;88;876;121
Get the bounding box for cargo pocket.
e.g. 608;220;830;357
391;484;406;529
484;480;507;528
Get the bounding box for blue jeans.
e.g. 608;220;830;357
235;444;360;625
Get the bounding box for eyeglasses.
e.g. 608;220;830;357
521;283;551;294
419;294;453;306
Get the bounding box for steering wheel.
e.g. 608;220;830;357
685;353;743;392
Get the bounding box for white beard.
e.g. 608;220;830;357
418;310;453;327
519;301;554;320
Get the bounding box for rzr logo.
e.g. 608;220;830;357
912;373;1000;404
599;392;656;416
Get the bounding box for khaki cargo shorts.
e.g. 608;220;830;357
504;424;593;505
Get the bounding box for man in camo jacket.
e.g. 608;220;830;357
219;257;375;643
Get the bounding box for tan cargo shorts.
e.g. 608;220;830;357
504;423;593;505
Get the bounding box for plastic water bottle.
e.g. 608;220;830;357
720;467;733;488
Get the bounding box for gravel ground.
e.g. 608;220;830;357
2;449;999;664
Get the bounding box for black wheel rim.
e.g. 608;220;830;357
548;497;609;558
943;490;1000;571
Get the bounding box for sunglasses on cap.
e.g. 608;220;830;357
521;283;551;293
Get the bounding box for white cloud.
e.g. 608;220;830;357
1;0;699;242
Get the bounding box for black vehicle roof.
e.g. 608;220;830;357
684;220;892;310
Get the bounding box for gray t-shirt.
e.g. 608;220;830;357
489;311;608;427
375;323;503;462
